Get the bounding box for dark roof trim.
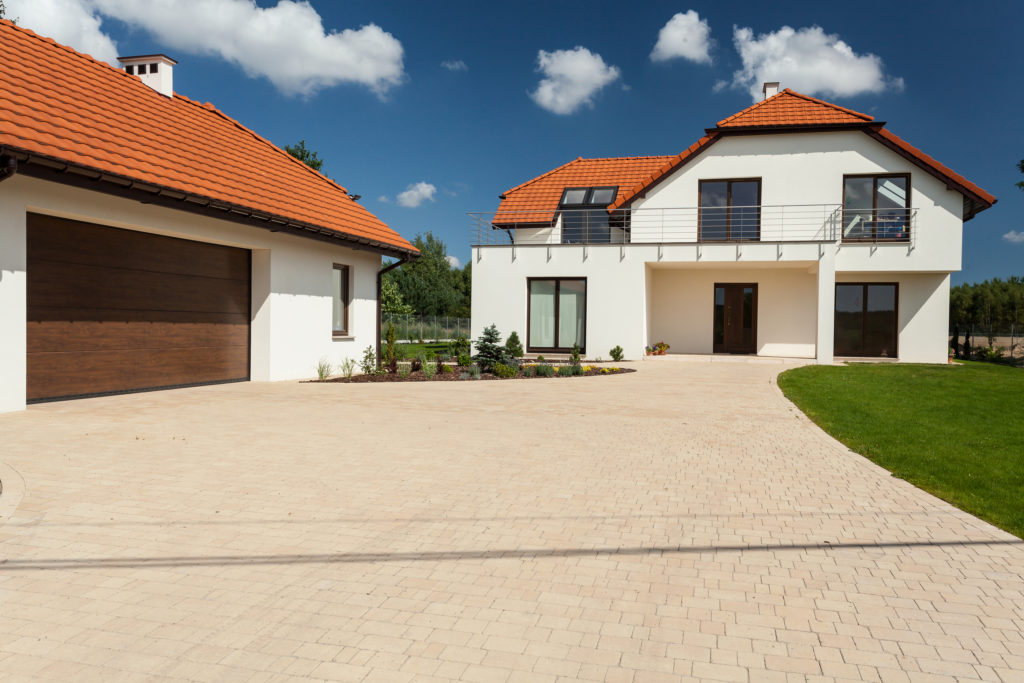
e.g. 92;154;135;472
614;135;720;210
1;147;419;259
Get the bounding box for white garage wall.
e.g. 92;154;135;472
0;175;388;412
648;266;818;358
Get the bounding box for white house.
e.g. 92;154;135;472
0;20;417;412
471;83;995;364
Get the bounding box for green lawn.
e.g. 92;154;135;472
393;342;453;358
778;362;1024;539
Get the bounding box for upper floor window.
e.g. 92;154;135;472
559;186;617;244
332;264;350;337
843;174;910;241
698;179;761;241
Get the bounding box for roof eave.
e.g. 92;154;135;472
1;147;419;259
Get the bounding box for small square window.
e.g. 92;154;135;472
150;63;159;74
125;65;135;75
560;188;587;205
588;187;616;205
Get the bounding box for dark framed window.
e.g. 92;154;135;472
559;186;618;244
842;174;910;241
332;264;350;337
698;179;761;241
527;278;586;352
834;283;898;357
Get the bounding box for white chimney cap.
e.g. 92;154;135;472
118;54;177;98
762;82;780;99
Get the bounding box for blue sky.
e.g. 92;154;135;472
12;0;1023;283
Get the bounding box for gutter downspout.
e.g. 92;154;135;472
377;257;409;369
0;157;17;183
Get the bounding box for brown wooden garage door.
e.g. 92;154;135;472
27;214;250;402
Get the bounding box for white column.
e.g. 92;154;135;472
0;183;27;412
815;246;836;364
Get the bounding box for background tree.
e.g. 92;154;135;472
284;140;323;172
1017;159;1024;191
385;232;469;316
380;277;413;314
950;277;1024;358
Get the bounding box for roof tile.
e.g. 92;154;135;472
0;19;415;254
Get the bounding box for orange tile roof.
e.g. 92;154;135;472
715;88;874;128
0;19;416;255
497;88;994;221
494;156;676;224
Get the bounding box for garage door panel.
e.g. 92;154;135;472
27;347;250;400
27;214;251;402
28;319;249;354
28;213;250;281
28;260;250;315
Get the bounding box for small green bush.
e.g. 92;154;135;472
535;364;555;377
384;322;397;373
470;364;481;380
493;363;517;378
422;359;436;380
473;323;508;372
536;355;545;362
450;335;471;357
522;365;535;378
569;343;582;368
359;346;376;375
398;363;411;379
441;364;453;374
557;365;574;377
316;357;332;380
609;345;624;362
457;353;472;367
571;364;584;376
505;331;524;358
340;358;355;379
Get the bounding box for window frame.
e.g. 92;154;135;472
332;263;351;338
833;282;900;358
697;178;762;242
526;277;587;354
557;186;619;245
841;173;912;242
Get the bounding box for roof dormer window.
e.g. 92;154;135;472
559;186;617;207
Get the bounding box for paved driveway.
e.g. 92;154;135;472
0;361;1021;682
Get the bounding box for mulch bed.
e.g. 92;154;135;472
316;366;636;383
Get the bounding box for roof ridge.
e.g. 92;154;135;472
172;94;352;196
780;88;873;121
501;157;582;197
575;154;677;162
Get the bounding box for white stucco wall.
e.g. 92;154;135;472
0;175;384;412
648;265;818;358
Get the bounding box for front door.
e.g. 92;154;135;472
713;284;757;354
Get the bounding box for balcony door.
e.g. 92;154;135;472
713;284;757;354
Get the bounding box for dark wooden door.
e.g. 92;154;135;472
27;214;251;402
713;284;757;354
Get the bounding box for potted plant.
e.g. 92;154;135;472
948;346;955;364
645;345;654;356
654;341;670;355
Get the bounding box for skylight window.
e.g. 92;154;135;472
559;186;618;206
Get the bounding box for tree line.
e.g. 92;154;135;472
383;232;470;318
950;276;1024;357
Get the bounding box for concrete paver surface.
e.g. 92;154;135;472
0;361;1021;682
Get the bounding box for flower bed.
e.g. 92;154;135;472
317;364;635;383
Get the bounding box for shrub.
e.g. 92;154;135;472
459;371;471;380
505;331;524;359
473;324;508;372
449;335;471;357
316;357;332;380
422;359;436;380
411;352;424;373
522;365;535;378
493;363;517;378
469;364;482;380
536;355;546;362
609;345;624;362
340;358;355;379
457;353;472;367
981;345;1005;362
398;363;411;379
557;365;574;377
569;343;582;368
534;364;555;377
359;346;376;375
384;322;397;373
441;363;453;374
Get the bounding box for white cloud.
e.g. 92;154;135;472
1003;230;1024;244
396;181;436;208
530;46;621;115
729;24;904;102
376;195;389;203
446;255;460;268
650;10;712;64
80;0;405;97
441;59;467;72
7;0;119;64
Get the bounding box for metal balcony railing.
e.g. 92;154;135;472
469;205;918;247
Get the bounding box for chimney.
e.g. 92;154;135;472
762;81;779;99
118;54;177;97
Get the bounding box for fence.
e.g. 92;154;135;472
383;313;470;343
949;326;1023;364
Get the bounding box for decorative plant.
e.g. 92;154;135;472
493;363;517;378
534;364;555;377
398;363;411;379
557;365;575;377
449;334;471;357
411;352;424;373
340;357;355;379
316;357;332;380
457;353;472;367
569;343;582;368
505;331;524;359
384;322;397;373
422;358;436;380
645;345;654;356
609;345;624;362
359;346;376;375
653;341;670;355
536;355;545;363
473;324;508;372
469;364;481;380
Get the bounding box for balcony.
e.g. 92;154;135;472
470;205;917;246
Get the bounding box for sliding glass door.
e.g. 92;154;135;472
528;278;586;352
834;283;898;357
